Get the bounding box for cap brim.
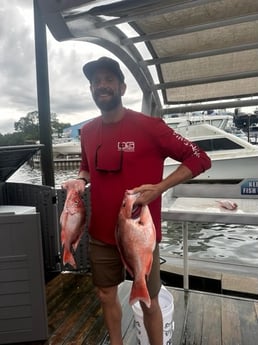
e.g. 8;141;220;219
83;58;124;82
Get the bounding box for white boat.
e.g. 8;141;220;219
164;123;258;182
224;120;249;141
164;113;233;130
52;139;81;158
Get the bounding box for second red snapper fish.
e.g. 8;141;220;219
116;191;156;308
60;182;86;268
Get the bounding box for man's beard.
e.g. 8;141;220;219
93;89;122;111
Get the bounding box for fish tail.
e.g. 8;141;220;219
63;248;77;268
129;279;151;308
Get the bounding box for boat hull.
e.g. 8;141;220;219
52;142;81;157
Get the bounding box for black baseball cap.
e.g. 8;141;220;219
83;56;125;83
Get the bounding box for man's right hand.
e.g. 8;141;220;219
61;179;87;194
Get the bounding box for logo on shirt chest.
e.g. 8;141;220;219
118;141;135;152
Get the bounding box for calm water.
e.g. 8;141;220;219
8;164;258;266
160;221;258;266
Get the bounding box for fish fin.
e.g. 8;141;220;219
145;255;154;277
63;248;77;269
116;231;134;277
129;279;151;308
71;224;86;251
116;244;134;277
60;213;64;225
60;212;67;235
61;229;65;246
119;252;134;278
72;240;80;252
124;264;134;279
122;256;134;277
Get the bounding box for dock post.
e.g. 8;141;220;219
33;0;55;187
183;221;189;290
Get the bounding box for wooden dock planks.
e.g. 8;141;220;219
178;289;258;345
13;273;258;345
223;297;258;345
44;273;107;345
180;292;222;345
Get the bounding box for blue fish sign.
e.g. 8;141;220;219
241;179;258;195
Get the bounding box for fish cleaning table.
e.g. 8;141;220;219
162;197;258;289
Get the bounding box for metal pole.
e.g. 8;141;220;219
183;221;189;290
247;115;250;143
33;0;55;186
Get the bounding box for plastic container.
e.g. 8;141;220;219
132;285;174;345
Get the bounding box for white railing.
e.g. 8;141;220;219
162;196;258;289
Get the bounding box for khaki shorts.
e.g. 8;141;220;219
88;238;161;299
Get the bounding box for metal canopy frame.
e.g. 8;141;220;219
37;0;258;115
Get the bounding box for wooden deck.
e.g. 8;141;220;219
16;273;258;345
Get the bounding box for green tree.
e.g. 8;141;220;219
0;111;72;146
51;113;71;138
0;132;25;146
13;111;71;142
14;111;39;141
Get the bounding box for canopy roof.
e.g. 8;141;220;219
0;145;43;182
38;0;258;115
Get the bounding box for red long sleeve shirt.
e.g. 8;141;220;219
80;109;211;244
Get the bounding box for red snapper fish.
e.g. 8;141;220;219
60;183;86;268
116;191;156;308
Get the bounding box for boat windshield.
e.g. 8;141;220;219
195;138;244;152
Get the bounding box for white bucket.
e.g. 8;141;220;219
132;285;174;345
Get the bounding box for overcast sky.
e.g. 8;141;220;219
0;0;143;134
